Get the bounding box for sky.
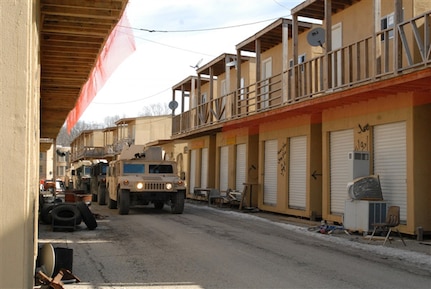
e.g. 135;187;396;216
78;0;304;124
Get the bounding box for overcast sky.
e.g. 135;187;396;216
79;0;303;123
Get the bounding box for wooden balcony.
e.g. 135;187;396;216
172;11;431;136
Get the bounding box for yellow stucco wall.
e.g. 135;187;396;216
0;0;40;287
258;114;322;218
321;92;424;233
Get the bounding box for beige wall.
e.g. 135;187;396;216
321;92;418;232
258;115;322;218
134;116;172;145
0;0;40;287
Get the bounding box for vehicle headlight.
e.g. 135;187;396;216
122;180;129;186
136;182;144;189
166;183;173;190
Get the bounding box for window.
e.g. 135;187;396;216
123;164;145;174
149;164;173;174
381;13;394;40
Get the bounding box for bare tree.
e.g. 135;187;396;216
56;121;102;146
139;103;171;116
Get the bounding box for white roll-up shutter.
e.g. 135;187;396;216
289;135;307;209
373;121;407;222
330;129;354;214
189;149;197;193
264;140;278;205
219;146;229;191
235;144;246;191
201;148;208;188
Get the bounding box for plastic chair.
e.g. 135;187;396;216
369;206;406;246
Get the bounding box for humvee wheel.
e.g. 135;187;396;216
98;184;107;205
171;190;185;214
108;194;117;209
118;189;130;215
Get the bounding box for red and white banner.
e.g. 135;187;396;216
66;13;136;133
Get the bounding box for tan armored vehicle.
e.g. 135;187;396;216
107;145;186;215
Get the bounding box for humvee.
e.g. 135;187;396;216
106;145;186;215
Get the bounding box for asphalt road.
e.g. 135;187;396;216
37;201;431;289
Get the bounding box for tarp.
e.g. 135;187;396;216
66;13;136;133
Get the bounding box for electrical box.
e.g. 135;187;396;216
347;151;369;180
343;200;387;232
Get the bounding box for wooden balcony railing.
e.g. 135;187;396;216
172;11;431;136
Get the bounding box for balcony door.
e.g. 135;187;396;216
332;23;342;88
261;58;272;109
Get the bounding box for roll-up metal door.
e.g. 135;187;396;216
373;121;407;222
235;144;246;191
189;149;197;193
330;129;354;214
201;148;208;189
219;146;229;191
289;136;307;209
264;140;278;205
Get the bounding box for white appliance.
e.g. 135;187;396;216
343;200;387;232
347;151;369;180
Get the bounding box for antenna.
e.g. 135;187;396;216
190;58;203;69
307;27;325;48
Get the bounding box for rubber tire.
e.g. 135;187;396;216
97;184;107;205
76;202;97;230
40;204;55;225
171;190;185;214
118;189;130;215
51;204;81;227
108;190;117;209
154;201;164;210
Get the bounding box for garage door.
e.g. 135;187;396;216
201;148;208;189
289;135;307;210
330;129;354;215
236;144;246;191
373;121;407;222
219;146;229;191
189;149;197;193
264;140;278;205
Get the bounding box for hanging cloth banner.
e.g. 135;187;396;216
66;13;136;133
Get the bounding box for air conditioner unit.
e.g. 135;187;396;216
347;151;369;180
343;200;387;232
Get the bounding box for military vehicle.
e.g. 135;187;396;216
106;145;186;215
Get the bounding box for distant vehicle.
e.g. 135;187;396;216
71;160;92;193
106;145;186;215
90;161;109;205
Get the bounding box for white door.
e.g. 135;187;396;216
332;23;342;88
219;146;229;191
235;144;246;191
189;149;197;193
289;136;307;209
373;121;407;222
261;58;272;109
330;129;354;215
201;148;209;189
264;140;278;205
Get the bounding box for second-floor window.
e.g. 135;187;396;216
381;13;394;41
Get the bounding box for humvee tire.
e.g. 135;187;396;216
171;190;185;214
118;189;130;215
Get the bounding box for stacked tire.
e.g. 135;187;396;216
40;202;97;230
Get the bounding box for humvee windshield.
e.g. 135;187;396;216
123;164;145;174
149;165;173;174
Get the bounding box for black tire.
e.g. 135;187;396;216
92;192;97;202
108;196;117;209
76;202;97;230
118;189;130;215
97;183;107;206
51;204;81;227
154;201;164;210
171;190;185;214
40;204;55;224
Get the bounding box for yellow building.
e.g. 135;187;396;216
171;0;431;236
